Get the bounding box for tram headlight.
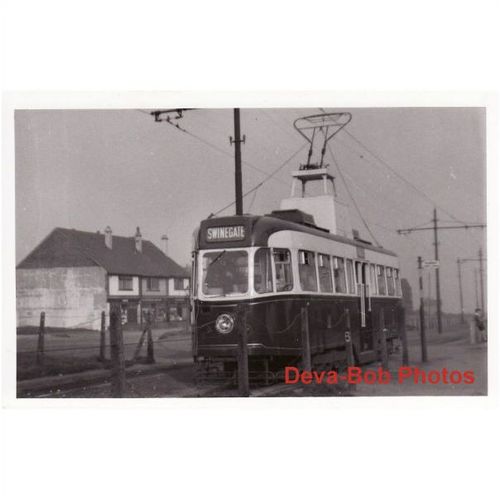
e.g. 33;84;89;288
215;313;235;335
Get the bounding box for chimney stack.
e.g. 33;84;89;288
161;234;169;256
104;226;112;249
135;227;142;253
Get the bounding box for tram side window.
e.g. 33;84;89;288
273;249;293;292
298;250;318;292
369;263;377;295
318;253;333;293
254;248;273;294
346;259;355;294
387;267;395;296
394;269;401;296
377;265;387;295
333;257;347;293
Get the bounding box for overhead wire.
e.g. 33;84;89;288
137;109;291;188
327;143;381;246
341;128;468;225
210;143;307;217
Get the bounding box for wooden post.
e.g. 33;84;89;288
146;312;155;364
99;311;106;361
237;305;250;397
400;306;409;365
301;304;312;371
379;308;389;371
418;256;428;362
344;308;355;368
36;311;45;366
109;302;126;397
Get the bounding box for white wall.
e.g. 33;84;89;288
16;266;107;330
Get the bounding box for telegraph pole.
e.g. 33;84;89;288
457;259;464;324
230;108;245;215
398;210;486;335
432;208;443;333
474;269;479;309
417;256;428;362
479;247;485;312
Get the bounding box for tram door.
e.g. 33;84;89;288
356;262;373;352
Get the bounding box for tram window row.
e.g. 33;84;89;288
199;247;402;298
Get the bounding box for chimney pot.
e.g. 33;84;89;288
161;234;169;255
104;226;112;249
135;226;142;253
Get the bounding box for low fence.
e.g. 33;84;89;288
17;308;191;395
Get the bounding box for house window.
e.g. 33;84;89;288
118;276;133;291
174;278;185;291
146;277;160;291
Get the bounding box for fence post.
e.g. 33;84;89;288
99;311;106;361
36;311;45;367
237;305;250;397
379;308;389;371
400;306;409;365
146;312;155;364
301;304;312;371
109;302;126;397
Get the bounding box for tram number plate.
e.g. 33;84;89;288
344;331;351;342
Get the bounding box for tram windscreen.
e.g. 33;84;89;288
202;250;248;296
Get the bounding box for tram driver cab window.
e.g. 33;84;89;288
273;249;293;292
299;250;318;292
202;250;248;296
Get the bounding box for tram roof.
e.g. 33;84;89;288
196;213;397;257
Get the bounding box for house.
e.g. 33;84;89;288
16;226;190;330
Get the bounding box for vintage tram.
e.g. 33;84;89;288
191;209;404;373
191;113;405;375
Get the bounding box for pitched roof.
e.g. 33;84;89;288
17;228;189;278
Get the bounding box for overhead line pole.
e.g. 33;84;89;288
230;108;245;215
397;209;486;335
457;258;464;324
432;208;443;333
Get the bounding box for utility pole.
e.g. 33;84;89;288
397;210;486;335
457;259;464;324
474;269;479;309
230;108;245;215
479;247;485;312
417;256;428;362
432;208;442;333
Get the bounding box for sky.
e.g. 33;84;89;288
15;107;486;313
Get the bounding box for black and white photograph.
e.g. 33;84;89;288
2;2;499;500
13;106;487;398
